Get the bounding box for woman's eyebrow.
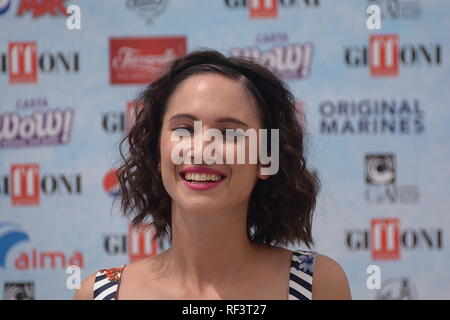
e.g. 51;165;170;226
169;114;249;128
169;113;197;123
216;117;249;128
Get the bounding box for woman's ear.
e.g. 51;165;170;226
157;162;161;173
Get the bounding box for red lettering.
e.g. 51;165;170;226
17;0;68;18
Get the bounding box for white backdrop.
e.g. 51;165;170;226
0;0;449;299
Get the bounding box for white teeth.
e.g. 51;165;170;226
184;172;222;182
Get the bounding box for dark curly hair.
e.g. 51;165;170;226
116;49;320;249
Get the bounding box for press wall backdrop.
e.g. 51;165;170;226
1;0;449;300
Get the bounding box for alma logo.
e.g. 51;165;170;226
344;34;441;77
0;222;84;270
0;222;29;268
17;0;69;18
1;41;80;84
0;164;82;206
14;248;83;270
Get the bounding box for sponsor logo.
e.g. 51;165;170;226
4;282;35;300
0;222;84;270
110;37;186;85
345;218;443;261
1;41;80;84
224;0;319;19
0;0;11;15
344;34;441;77
14;249;83;269
104;224;166;263
367;0;421;20
0;164;82;206
126;0;168;24
365;154;396;185
364;153;419;204
375;277;418;300
0;222;30;268
103;169;120;198
17;0;69;18
101;100;143;134
229;32;314;81
318;98;425;135
0;98;74;148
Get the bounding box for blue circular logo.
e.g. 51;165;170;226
0;0;11;15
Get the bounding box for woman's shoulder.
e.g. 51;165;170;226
73;265;126;300
310;252;352;300
73;252;164;300
286;249;351;300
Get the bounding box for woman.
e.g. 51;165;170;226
74;49;351;300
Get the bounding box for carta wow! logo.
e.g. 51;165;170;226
0;222;84;270
345;218;443;261
0;104;74;148
0;164;82;206
344;34;441;77
229;32;314;81
0;41;80;83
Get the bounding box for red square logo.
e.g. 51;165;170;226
249;0;277;18
369;34;399;77
110;37;186;84
128;224;158;263
8;42;38;83
11;164;40;206
371;218;400;260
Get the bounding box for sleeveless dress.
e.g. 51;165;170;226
93;250;317;300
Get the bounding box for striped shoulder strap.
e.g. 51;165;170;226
93;265;126;300
288;250;317;300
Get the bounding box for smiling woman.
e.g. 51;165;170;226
74;49;351;300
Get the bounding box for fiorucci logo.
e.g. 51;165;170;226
170;120;279;175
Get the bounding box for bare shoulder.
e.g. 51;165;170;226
73;272;97;300
312;253;352;300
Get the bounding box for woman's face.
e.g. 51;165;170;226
159;73;267;216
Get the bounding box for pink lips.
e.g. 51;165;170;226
179;166;227;191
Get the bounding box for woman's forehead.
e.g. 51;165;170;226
164;73;261;126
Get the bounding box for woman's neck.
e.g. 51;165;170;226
162;201;266;294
